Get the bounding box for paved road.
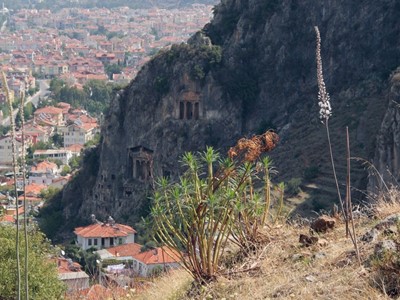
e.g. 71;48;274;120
28;80;50;107
1;79;50;126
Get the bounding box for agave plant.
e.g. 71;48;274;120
152;147;235;283
152;135;282;283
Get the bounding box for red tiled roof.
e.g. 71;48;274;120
34;106;63;115
17;196;42;202
74;223;136;238
65;144;83;153
0;214;15;223
54;257;82;274
106;243;142;258
78;284;126;300
133;247;181;265
23;183;47;195
30;160;57;172
57;102;71;109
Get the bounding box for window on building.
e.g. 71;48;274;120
110;238;114;246
118;238;123;245
94;239;98;246
88;238;92;246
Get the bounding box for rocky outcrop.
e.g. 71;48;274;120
51;0;400;236
370;70;400;192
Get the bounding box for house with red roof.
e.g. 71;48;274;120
131;246;181;277
73;284;126;300
54;257;89;293
74;216;136;250
23;122;52;144
17;183;47;205
29;160;59;185
94;242;181;277
33;106;64;126
62;121;98;147
0;205;25;225
95;242;142;261
56;102;71;120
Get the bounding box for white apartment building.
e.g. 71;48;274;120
63;123;97;147
0;135;29;165
33;149;73;165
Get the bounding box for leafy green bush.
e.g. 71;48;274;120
0;225;66;299
287;177;302;195
60;165;71;176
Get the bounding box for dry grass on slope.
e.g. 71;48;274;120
190;223;386;300
115;191;400;300
133;269;192;300
175;191;400;300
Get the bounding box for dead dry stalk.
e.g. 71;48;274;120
346;127;361;265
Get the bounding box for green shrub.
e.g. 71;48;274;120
0;225;66;299
287;177;302;195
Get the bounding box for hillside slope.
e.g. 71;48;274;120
49;0;400;236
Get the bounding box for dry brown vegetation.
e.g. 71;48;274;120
120;189;400;300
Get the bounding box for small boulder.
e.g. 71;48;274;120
317;238;329;247
312;252;327;260
374;240;397;257
299;234;318;246
311;215;336;233
305;275;317;282
361;228;379;243
374;214;400;231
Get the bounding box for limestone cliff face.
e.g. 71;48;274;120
370;70;400;192
58;35;242;228
55;0;400;231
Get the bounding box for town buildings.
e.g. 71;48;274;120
0;135;31;164
74;216;136;250
74;216;182;279
55;257;90;293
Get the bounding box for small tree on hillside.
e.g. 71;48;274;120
0;225;66;299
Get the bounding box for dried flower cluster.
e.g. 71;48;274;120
314;26;332;122
228;131;279;162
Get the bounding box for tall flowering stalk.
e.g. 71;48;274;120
1;71;21;300
314;27;346;224
315;26;332;123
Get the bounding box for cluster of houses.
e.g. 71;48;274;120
0;101;98;223
0;67;36;104
0;101;98;163
0;4;213;92
57;215;181;295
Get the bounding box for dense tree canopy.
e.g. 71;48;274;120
0;225;66;299
49;78;124;116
